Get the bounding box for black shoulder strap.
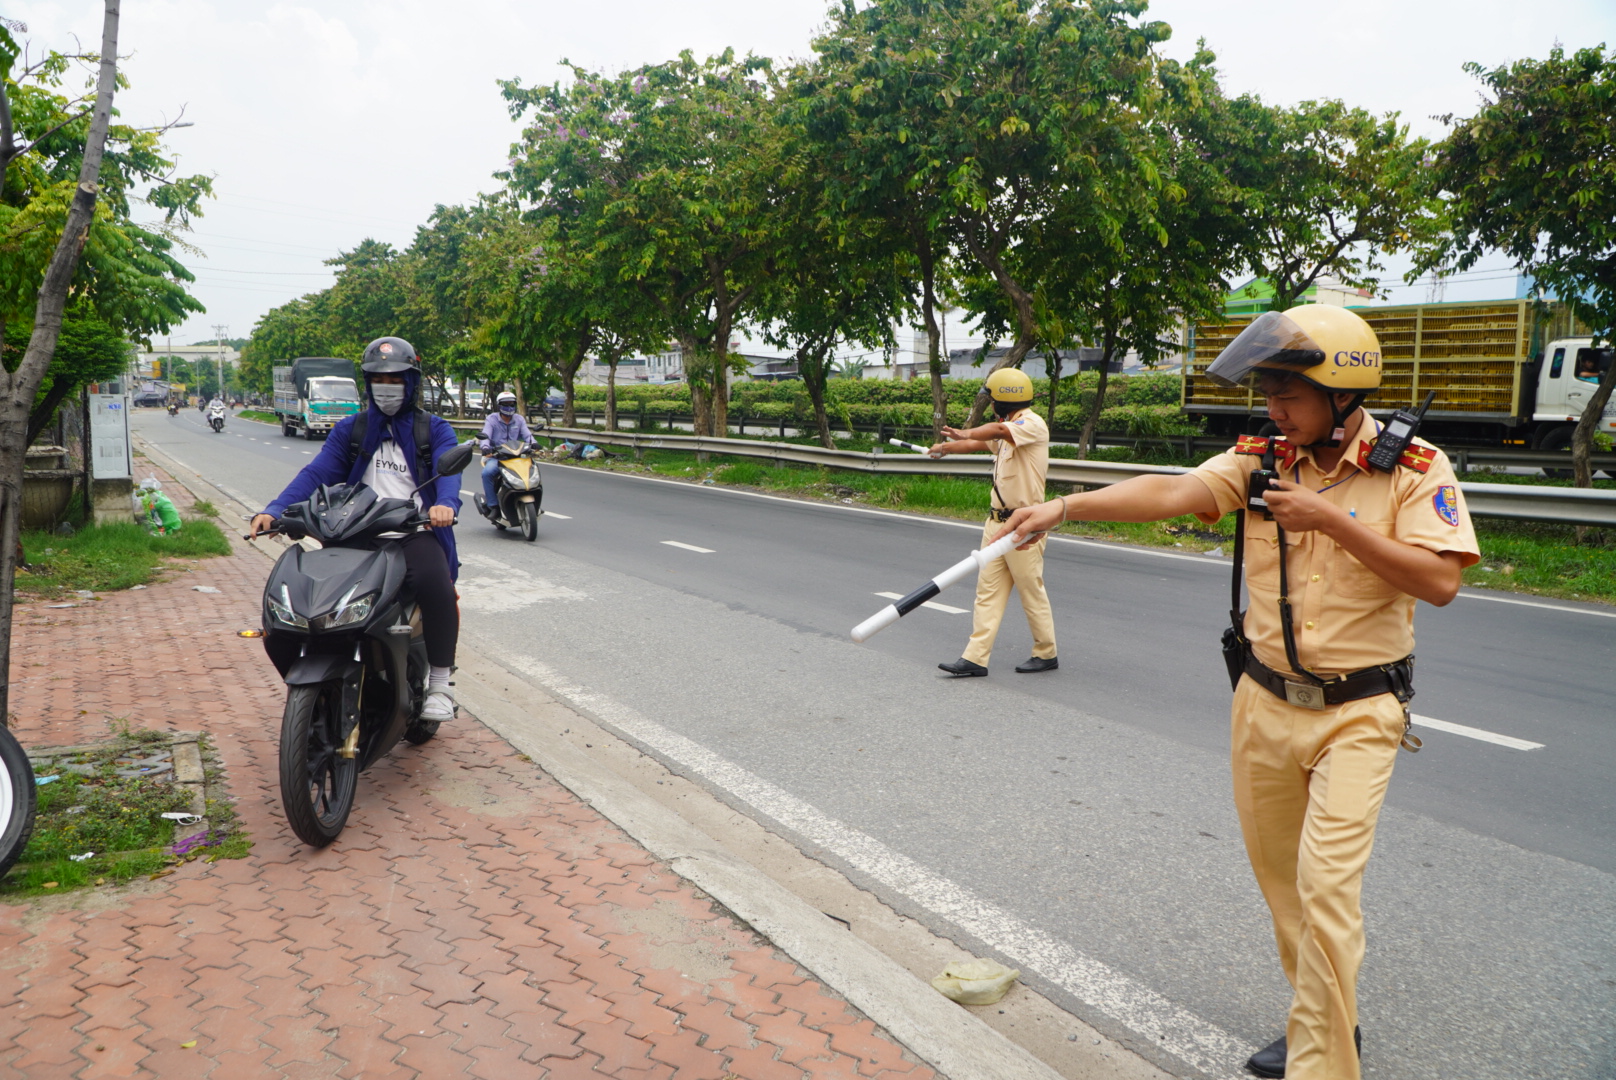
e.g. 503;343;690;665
348;411;367;463
1229;509;1246;636
415;410;433;476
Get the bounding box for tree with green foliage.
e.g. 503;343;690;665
1421;44;1615;488
502;51;781;438
0;6;128;725
1218;95;1439;312
30;303;129;441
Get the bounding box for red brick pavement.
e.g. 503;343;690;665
0;473;936;1080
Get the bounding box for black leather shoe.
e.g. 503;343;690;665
938;658;988;677
1014;656;1058;673
1246;1026;1361;1078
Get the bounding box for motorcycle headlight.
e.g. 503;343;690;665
500;467;525;487
268;584;308;629
312;591;376;631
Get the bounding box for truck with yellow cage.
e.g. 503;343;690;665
1182;298;1613;455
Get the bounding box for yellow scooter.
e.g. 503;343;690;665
476;441;544;541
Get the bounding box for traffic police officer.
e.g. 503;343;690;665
930;368;1059;677
993;305;1479;1079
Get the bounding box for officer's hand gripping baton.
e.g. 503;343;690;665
851;533;1020;642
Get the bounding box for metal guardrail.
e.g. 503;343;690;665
441;407;1616;473
457;424;1616;528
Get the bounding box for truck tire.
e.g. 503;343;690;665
1537;426;1573;478
303;424;316;441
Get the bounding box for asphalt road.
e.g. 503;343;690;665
138;407;1616;1080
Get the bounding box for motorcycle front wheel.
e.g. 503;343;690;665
520;500;539;541
278;681;357;847
0;725;37;878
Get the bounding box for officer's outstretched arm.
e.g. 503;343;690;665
994;474;1217;548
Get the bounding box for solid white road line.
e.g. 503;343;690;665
505;652;1250;1079
1411;714;1545;751
544;512;572;519
1454;589;1616;619
875;590;968;615
661;540;715;553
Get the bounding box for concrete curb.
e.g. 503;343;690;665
455;657;1065;1080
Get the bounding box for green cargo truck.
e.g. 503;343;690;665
272;357;362;440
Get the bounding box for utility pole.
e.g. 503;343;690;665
212;324;229;401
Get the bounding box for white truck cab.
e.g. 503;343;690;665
1533;337;1616;451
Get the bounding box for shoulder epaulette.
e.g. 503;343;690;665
1233;434;1296;466
1355;439;1437;473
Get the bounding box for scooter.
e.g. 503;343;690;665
474;440;544;541
167;403;180;416
250;440;476;847
0;725;36;878
208;405;227;433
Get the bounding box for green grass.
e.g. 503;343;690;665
18;519;231;595
237;409;278;424
2;733;251;898
577;448;1616;604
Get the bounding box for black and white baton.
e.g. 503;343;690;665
851;533;1020;642
888;437;933;454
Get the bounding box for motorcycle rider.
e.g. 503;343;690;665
249;337;464;723
476;390;537;519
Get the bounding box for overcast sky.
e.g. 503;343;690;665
9;0;1614;349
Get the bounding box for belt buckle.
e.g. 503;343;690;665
1283;681;1325;710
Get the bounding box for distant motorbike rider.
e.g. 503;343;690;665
477;391;537;518
250;337;464;723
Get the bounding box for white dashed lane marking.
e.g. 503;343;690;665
1412;714;1544;751
875;590;968;615
661;540;714;554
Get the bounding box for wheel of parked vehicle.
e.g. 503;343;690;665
278;682;357;847
1538;426;1574;479
0;724;37;878
521;500;539;542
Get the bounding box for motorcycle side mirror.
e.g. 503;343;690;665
434;440;477;477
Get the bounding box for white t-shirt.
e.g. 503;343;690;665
362;435;423;519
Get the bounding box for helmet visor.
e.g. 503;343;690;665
1204;311;1327;389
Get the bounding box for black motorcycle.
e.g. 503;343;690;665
252;440;475;846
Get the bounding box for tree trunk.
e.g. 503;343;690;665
605;357;619;432
919;250;946;440
1045;351;1063;428
961;219;1039;427
799;340;834;449
457;375;467;419
0;0;121;727
1572;353;1616;489
711;320;733;438
512;374;525;418
1076;329;1118;461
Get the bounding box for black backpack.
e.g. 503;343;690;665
348;410;435;483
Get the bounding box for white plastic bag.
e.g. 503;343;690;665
931;958;1021;1005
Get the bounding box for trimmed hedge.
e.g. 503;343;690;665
570;373;1193;435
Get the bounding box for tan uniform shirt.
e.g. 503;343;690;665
990;408;1050;511
1191;417;1480;678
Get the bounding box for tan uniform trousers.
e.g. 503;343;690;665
962;519;1056;666
1231;676;1405;1080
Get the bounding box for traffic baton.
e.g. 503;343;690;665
888;437;933;454
851;533;1020;643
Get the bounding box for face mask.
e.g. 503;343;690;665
371;383;406;416
499;405;516;416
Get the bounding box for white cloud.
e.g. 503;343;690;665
9;0;1613;345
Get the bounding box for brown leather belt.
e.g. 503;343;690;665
1242;649;1414;710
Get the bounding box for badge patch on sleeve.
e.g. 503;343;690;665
1433;485;1460;526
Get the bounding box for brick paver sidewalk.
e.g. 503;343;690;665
0;466;936;1080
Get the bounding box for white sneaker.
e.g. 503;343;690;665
421;688;456;722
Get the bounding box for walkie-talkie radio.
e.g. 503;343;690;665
1365;391;1436;473
1246;423;1283;519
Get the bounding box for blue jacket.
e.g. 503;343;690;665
262;377;463;579
479;412;534;450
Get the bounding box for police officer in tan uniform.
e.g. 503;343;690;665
928;368;1058;677
994;306;1478;1079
